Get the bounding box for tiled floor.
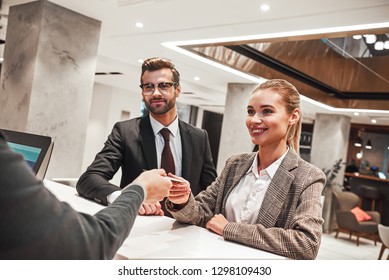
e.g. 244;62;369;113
317;232;386;260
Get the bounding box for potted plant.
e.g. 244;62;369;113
322;158;345;194
321;158;345;233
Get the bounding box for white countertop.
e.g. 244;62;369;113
44;179;286;260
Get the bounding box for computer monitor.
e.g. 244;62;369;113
1;128;54;180
378;172;386;180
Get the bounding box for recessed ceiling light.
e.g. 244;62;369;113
135;22;144;28
260;4;270;11
371;119;377;124
194;76;200;81
137;59;144;64
353;112;360;116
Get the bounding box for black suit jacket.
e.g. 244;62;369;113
77;115;217;205
0;132;144;259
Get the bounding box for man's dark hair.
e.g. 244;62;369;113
140;57;180;84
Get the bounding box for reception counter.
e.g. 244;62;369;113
344;172;389;225
345;172;389;184
44;180;286;260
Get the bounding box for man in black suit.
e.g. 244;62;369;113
0;131;172;259
76;57;217;215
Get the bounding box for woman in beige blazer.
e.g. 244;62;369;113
167;79;326;260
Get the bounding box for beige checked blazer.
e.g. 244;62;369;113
169;149;326;260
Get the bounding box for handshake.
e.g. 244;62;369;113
131;169;191;215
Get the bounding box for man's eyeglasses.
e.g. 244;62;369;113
139;82;178;95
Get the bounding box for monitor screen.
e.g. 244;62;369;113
378;172;386;180
1;129;53;180
7;142;42;169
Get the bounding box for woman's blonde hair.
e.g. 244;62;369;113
254;79;302;152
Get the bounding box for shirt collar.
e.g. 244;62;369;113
149;114;179;138
248;147;289;179
266;148;289;178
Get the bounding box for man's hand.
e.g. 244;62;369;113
132;169;172;204
138;202;164;216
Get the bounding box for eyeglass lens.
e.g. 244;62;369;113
140;82;177;94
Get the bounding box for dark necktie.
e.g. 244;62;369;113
159;128;175;218
160;128;175;175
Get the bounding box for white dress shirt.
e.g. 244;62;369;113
225;148;289;224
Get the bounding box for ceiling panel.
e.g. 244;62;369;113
185;29;389;111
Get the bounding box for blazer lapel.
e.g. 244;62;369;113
179;120;193;179
139;115;158;170
221;153;256;213
256;149;298;228
224;155;255;196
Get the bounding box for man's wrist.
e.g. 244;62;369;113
122;183;147;203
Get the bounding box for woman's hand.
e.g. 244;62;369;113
167;173;191;205
206;214;228;236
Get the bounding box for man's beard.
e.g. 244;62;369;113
145;97;176;115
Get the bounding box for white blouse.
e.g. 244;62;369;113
225;149;288;224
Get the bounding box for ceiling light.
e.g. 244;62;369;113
354;130;363;147
354;142;362;148
365;34;377;44
365;139;372;150
353;112;360;116
260;4;270;11
356;151;363;159
371;119;377;124
135;22;144;28
374;41;384;50
384;40;389;49
162;42;267;83
353;35;362;40
194;76;200;81
354;136;362;147
164;22;389;47
137;59;144;64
